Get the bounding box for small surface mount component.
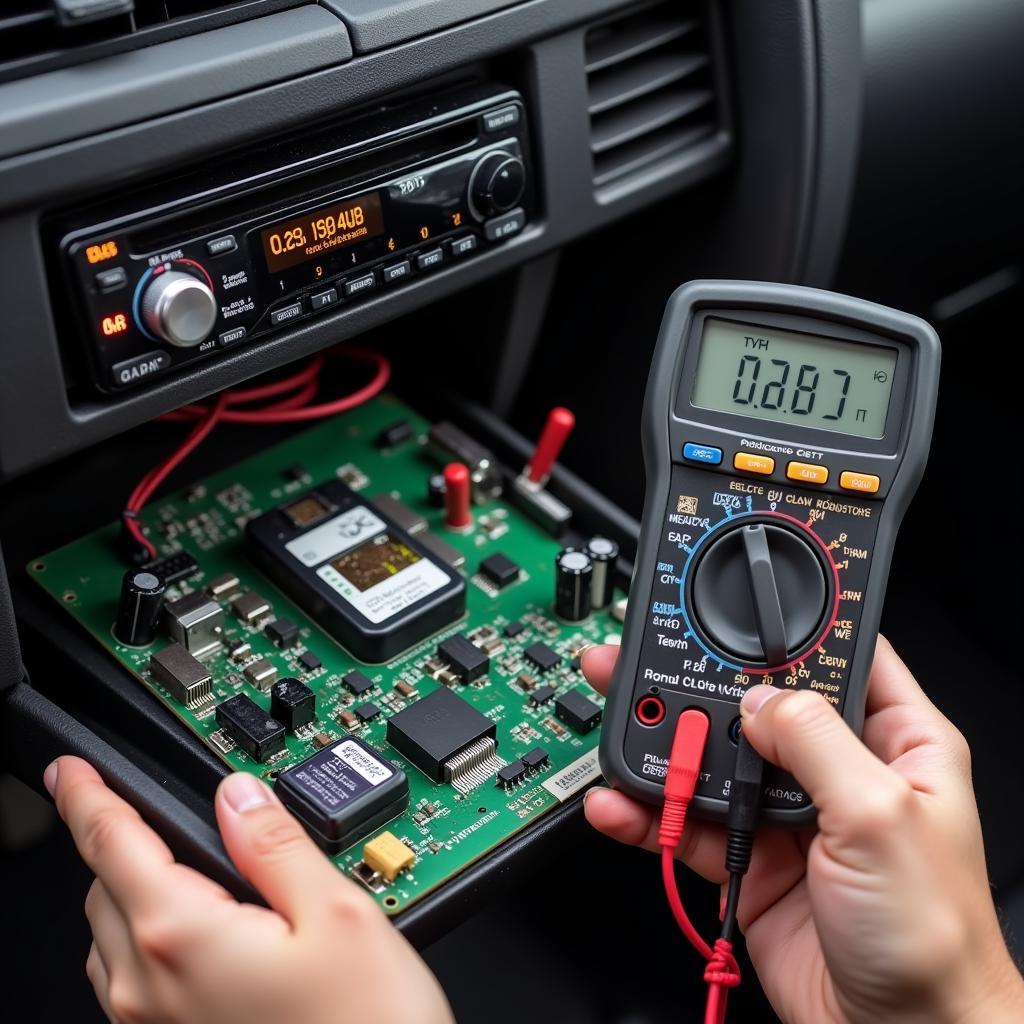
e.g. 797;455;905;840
298;650;322;672
530;685;556;705
245;480;465;663
362;831;416;881
244;658;278;693
479;552;521;589
284;464;310;483
524;641;561;672
231;590;272;625
163;592;225;657
522;746;549;771
149;643;213;708
270;677;316;733
342;669;375;695
215;693;285;762
265;617;300;648
503;620;525;639
517;673;537;691
376;419;414;449
146;551;200;585
227;639;251;661
387;687;501;792
206;572;241;598
496;760;527;788
355;701;381;722
312;731;333;749
371;492;427;535
394;679;418;699
275;736;409;853
416;530;466;569
554;689;603;734
339;710;361;731
436;634;489;684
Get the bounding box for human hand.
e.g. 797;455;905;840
45;757;452;1024
583;638;1024;1024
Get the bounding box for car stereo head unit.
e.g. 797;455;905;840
56;87;533;393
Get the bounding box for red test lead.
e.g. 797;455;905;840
526;406;574;484
443;462;472;530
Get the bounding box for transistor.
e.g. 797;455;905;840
342;670;375;696
436;634;489;684
265;617;300;648
375;420;414;449
270;677;316;733
555;689;603;734
530;685;556;705
215;694;285;762
479;552;521;589
298;650;322;672
524;641;561;672
355;702;381;722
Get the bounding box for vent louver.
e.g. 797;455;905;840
0;0;307;84
585;0;723;191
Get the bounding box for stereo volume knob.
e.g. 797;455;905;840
140;270;217;347
689;520;831;667
468;151;525;219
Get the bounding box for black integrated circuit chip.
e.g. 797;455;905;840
503;620;525;638
342;669;375;695
479;553;521;589
265;617;300;648
215;693;286;762
555;689;603;734
270;678;316;733
437;634;489;683
530;685;556;705
524;641;561;672
387;687;495;782
355;702;381;722
522;747;549;770
496;760;527;788
298;650;322;672
376;420;414;449
147;551;200;585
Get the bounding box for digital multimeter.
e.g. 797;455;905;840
600;281;940;825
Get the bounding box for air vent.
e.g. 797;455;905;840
0;0;308;84
585;0;725;192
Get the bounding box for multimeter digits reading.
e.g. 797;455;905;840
600;281;940;825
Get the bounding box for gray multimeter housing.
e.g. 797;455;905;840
599;280;941;825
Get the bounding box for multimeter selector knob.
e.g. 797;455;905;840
140;270;217;348
691;520;829;666
468;151;525;218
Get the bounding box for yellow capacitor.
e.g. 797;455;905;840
363;831;416;881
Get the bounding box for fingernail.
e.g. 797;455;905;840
222;772;272;814
583;785;610;808
43;759;59;797
741;685;782;716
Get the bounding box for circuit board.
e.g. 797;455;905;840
29;395;619;915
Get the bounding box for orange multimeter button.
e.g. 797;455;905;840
786;461;829;485
733;453;775;475
840;471;880;494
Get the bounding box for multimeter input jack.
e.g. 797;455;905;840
635;695;666;727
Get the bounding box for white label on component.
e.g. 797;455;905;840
331;740;393;786
317;557;449;624
285;507;387;567
541;748;602;802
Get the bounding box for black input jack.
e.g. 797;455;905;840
635;695;666;727
728;716;743;744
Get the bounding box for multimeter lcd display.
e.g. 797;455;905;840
691;318;898;439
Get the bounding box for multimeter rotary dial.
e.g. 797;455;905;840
686;513;836;670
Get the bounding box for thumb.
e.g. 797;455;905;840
739;687;898;829
215;772;361;924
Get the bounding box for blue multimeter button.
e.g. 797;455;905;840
683;443;723;465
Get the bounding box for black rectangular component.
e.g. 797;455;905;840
215;694;286;762
479;553;520;589
522;747;549;770
342;669;374;695
355;702;381;722
265;617;300;648
246;479;465;664
147;551;200;585
298;651;322;672
496;760;526;788
524;642;560;672
386;687;496;782
270;678;316;733
530;685;556;705
275;736;409;854
503;620;525;638
376;420;413;448
437;634;489;683
555;689;603;734
149;643;212;706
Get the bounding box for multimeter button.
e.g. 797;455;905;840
786;461;829;485
683;443;722;465
840;471;880;494
733;453;775;475
95;267;127;292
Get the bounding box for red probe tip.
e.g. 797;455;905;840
527;406;575;483
443;462;472;530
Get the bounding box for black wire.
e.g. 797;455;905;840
720;871;743;943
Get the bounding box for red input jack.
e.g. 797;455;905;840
635;694;666;726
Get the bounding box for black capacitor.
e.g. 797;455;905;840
427;472;446;508
554;548;593;622
113;569;165;646
585;536;619;609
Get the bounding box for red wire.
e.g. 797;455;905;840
122;349;390;560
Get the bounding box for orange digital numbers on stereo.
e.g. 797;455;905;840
101;313;128;336
85;240;119;264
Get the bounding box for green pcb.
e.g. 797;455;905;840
29;394;619;915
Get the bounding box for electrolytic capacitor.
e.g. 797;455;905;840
113;568;166;647
427;472;446;508
585;536;619;609
554;548;593;622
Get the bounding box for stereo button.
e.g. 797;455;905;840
382;260;411;284
112;351;170;388
270;301;303;327
218;326;247;347
484;208;525;241
483;105;520;133
448;235;478;257
416;249;444;272
310;288;338;311
95;267;127;293
344;273;376;297
206;235;237;257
